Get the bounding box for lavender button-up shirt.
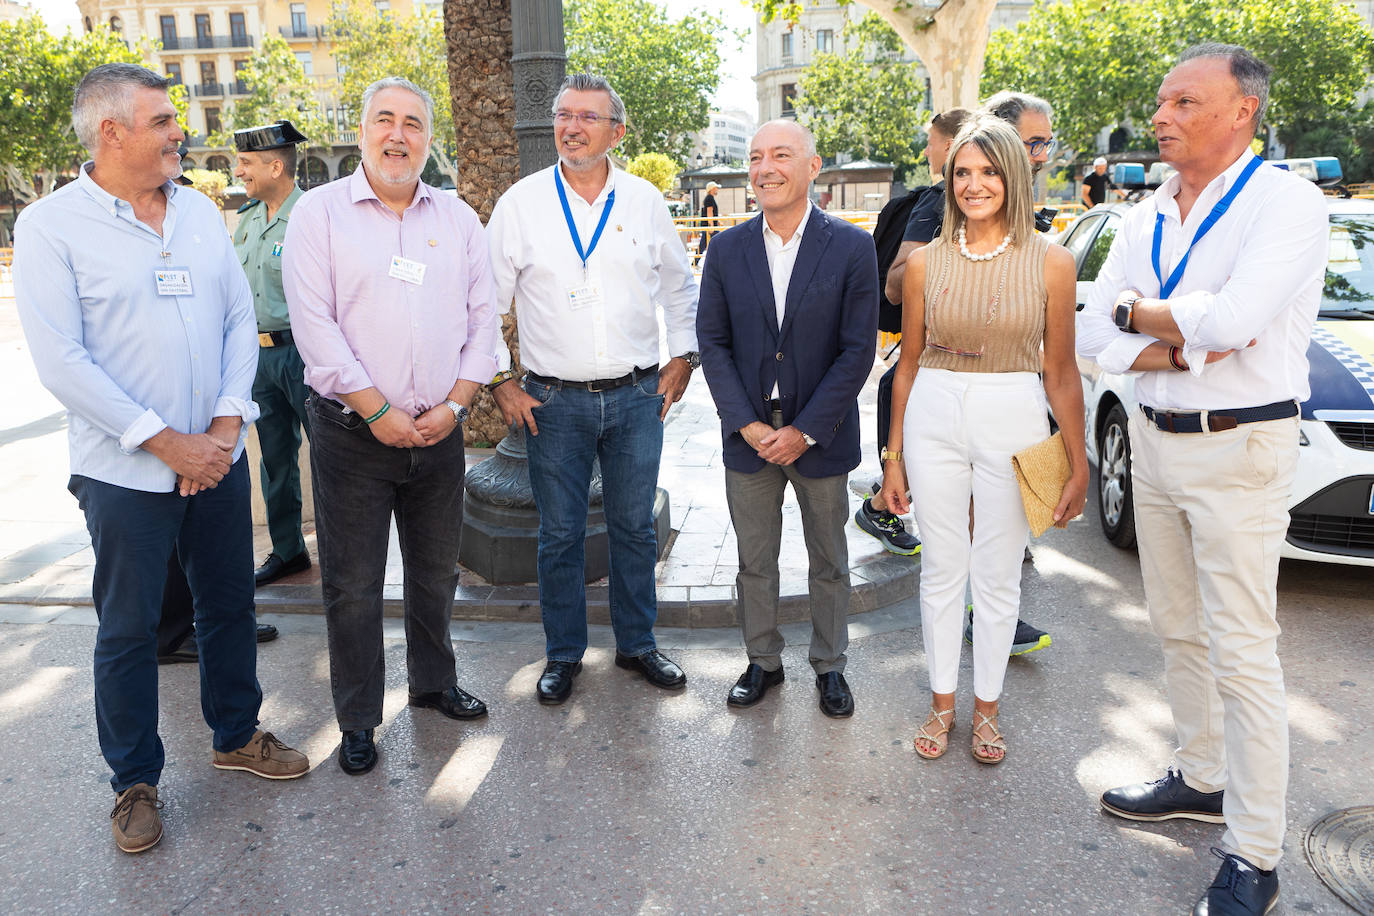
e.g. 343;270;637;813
282;168;499;415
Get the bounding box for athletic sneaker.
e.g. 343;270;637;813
854;492;921;556
963;606;1052;656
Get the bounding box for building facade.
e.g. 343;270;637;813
687;108;755;168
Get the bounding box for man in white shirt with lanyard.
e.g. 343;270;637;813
487;73;699;705
1078;44;1327;916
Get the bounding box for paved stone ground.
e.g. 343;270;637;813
2;504;1371;913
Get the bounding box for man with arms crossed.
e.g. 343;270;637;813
14;63;308;853
487;73;699;705
696;120;877;716
1079;44;1327;915
284;77;499;774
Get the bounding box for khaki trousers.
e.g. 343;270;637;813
1128;409;1299;870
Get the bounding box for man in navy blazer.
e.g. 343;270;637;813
696;120;878;717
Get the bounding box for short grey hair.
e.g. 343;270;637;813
552;72;626;124
360;76;434;132
752;118;816;160
72;63;169;152
1177;43;1271;131
982;90;1054;128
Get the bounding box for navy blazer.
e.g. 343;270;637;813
696;205;879;478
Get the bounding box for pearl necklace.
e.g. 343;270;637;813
957;225;1012;262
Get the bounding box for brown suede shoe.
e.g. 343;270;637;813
110;783;163;853
212;730;309;780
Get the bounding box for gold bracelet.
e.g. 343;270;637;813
880;448;903;462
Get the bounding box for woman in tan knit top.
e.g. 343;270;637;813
882;115;1088;764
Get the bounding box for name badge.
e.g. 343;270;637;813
154;268;194;296
389;255;427;285
567;284;602;311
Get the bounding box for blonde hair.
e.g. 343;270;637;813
941;114;1035;243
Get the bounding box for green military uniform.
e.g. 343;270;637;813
235;180;310;567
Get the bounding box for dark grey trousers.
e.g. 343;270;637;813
724;416;851;675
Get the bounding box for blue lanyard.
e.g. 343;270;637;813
554;167;615;277
1152;154;1262;299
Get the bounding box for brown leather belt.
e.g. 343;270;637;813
525;364;658;393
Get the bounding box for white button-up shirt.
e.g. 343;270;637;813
762;200;811;398
1078;151;1328;410
13;163;259;492
486;162;698;381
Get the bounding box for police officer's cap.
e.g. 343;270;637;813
233;120;309;153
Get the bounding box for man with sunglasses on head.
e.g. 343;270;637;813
486;73;699;706
881;91;1059;658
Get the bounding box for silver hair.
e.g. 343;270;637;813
982;90;1054;128
552;72;627;124
752;118;817;159
72;63;169;152
360;76;435;132
1178;43;1272;130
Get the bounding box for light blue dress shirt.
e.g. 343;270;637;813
14;163;260;493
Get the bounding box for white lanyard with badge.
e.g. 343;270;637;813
555;167;615;311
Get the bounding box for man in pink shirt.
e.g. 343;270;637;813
282;77;500;775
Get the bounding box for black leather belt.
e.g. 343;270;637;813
1140;400;1298;434
258;329;293;348
526;364;658;392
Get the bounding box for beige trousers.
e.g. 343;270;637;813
1128;409;1299;870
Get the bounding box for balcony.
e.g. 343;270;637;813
230;80;250;95
194;82;225;97
161;34;255;51
278;25;327;41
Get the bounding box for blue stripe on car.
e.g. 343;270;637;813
1304;329;1374;419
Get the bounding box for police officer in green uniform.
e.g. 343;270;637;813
233;120;313;587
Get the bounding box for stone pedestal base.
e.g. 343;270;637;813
460;487;670;585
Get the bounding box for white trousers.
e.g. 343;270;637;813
1129;409;1299;871
905;368;1048;701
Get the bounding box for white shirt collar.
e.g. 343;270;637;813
557;159;616;207
762;199;812;249
1155;148;1257;222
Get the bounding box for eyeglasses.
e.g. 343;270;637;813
1024;137;1058;157
553;110;620;126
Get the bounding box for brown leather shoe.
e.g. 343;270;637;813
212;729;309;780
110;783;163;853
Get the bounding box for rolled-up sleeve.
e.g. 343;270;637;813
652;199;699;357
215;225;261;431
1077;221;1153;375
282;195;375;395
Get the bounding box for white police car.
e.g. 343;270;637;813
1065;195;1374;566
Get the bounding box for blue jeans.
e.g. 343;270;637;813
524;372;664;662
308;394;464;730
70;457;262;793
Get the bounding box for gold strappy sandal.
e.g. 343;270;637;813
912;706;955;760
971;710;1007;765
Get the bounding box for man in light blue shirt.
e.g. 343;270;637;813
13;64;309;855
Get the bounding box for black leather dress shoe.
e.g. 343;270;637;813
254;551;311;587
409;685;488;720
537;660;582;705
338;729;377;775
727;663;784;707
256;623;279;643
614;649;686;690
816;671;854;718
1192;849;1279;915
157;624;279;664
1101;767;1225;823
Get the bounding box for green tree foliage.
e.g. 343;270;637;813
982;0;1374;153
329;0;457;183
0;17;176;200
564;0;732;161
1286;101;1374;182
209;34;331;148
626;152;680;191
184;167;228;205
794;13;928;180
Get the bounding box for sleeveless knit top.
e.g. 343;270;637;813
918;232;1049;373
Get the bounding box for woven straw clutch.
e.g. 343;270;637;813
1011;431;1073;537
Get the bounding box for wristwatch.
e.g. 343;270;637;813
880;448;903;462
676;351;701;369
444;399;469;425
1114;296;1142;333
800;431;817;447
